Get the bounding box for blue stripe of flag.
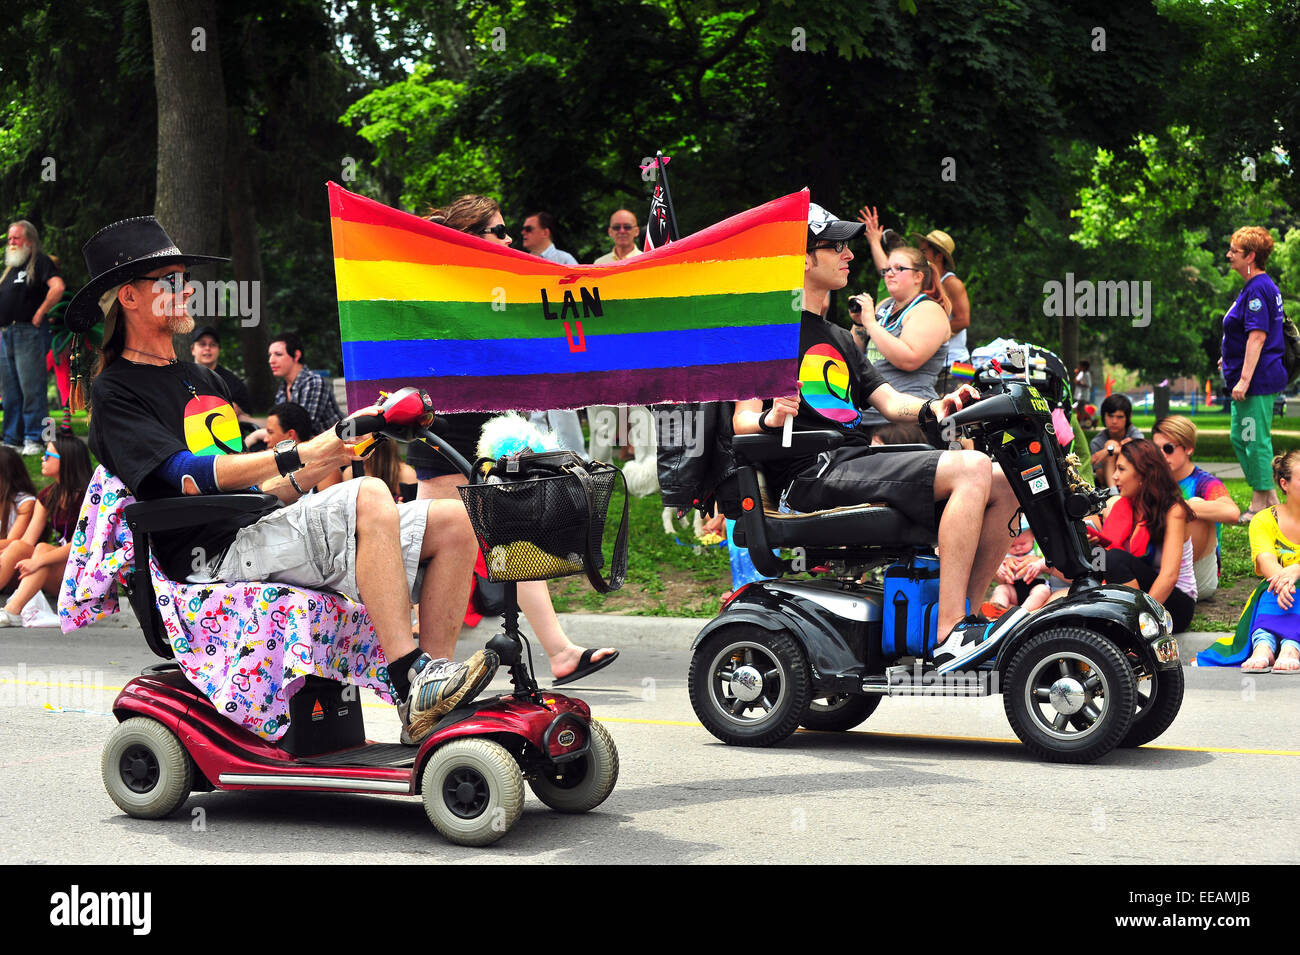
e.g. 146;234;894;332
342;324;799;379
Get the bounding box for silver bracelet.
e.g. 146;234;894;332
288;471;306;495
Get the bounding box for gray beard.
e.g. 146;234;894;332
4;247;31;268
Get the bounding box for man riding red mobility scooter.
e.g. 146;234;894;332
99;388;622;846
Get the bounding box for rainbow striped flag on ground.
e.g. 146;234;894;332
329;182;808;413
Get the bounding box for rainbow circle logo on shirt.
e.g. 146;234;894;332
799;343;860;426
183;394;241;456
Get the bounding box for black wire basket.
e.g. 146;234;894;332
458;470;617;583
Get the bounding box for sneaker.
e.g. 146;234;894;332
20;442;42;456
930;615;994;670
400;649;499;745
0;609;22;628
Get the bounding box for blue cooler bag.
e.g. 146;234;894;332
883;556;942;657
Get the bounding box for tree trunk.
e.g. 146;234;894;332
1059;314;1079;379
224;110;272;411
149;0;227;356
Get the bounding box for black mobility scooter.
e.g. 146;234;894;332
687;362;1184;763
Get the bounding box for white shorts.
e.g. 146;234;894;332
214;478;430;603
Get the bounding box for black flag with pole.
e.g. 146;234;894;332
643;151;680;251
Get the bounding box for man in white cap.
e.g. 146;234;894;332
732;202;1020;671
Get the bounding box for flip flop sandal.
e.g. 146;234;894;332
552;648;620;687
1241;660;1273;674
1237;510;1259;526
1273;658;1300;674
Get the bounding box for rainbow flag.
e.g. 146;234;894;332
949;361;976;380
329;183;808;413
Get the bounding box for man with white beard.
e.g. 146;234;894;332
1;221;64;454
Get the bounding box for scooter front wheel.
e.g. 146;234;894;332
1002;628;1136;763
689;626;811;747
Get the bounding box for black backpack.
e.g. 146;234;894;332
654;401;738;516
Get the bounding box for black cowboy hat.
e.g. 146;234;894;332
65;216;227;334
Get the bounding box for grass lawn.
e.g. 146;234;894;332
40;408;1261;630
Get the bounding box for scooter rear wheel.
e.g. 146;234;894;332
801;694;880;733
421;738;523;846
1002;628;1136;763
689;626;811;747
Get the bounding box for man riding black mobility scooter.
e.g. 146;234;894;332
685;205;1182;763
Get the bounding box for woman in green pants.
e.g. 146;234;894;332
1222;226;1289;524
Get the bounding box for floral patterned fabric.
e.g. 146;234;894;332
60;467;394;740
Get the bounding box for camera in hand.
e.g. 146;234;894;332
848;298;862;315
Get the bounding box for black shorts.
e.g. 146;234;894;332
784;445;945;531
1101;547;1196;633
1013;577;1048;604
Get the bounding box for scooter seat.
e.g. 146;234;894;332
761;502;935;549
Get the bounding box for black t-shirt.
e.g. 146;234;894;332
213;363;252;413
763;311;887;493
89;359;270;580
0;252;58;327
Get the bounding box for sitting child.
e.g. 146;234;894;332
1242;450;1300;673
982;517;1051;618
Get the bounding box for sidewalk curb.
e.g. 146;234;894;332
470;614;1231;662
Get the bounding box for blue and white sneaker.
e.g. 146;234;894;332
400;649;499;745
931;609;1025;672
930;616;991;670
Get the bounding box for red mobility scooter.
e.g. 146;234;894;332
101;388;622;846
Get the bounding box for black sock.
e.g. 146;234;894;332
389;648;424;700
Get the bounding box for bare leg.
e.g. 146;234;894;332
515;580;615;679
1021;583;1052;613
930;450;991;635
0;539;33;592
965;464;1022;610
418;472;609;674
417;498;478;659
4;543;55;616
352;478;420;668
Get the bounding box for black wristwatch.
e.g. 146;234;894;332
274;440;302;476
1106;442;1117;457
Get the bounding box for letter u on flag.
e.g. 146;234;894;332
329;183;808;412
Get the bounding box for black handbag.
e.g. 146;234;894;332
460;449;629;593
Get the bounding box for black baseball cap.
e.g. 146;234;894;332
192;325;220;344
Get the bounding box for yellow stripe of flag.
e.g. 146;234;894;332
334;255;804;303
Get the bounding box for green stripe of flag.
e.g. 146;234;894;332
338;291;797;342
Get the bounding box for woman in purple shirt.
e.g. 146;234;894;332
1222;226;1288;524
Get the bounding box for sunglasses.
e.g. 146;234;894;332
479;224;509;239
879;265;920;276
43;450;59;460
1158;442;1180;456
809;240;848;254
520;225;536;233
610;223;636;231
134;271;190;295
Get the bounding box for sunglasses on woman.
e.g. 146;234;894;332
43;450;60;460
479;224;509;239
1158;442;1180;456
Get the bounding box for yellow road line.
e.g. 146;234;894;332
597;715;1300;756
10;679;1297;756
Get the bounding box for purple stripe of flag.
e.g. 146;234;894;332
347;361;798;415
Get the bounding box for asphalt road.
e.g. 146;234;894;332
2;619;1296;865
